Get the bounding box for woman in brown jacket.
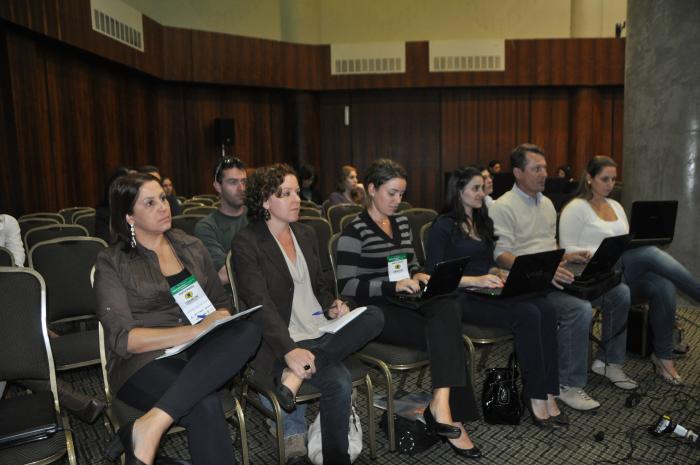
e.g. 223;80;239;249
96;173;260;465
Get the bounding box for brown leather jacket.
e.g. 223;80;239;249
231;220;336;385
95;229;230;393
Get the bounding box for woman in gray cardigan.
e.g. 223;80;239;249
96;173;260;465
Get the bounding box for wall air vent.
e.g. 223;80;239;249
90;0;144;51
331;42;405;75
429;40;505;72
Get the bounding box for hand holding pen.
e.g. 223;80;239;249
326;300;350;319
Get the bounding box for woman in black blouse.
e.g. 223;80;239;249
426;166;564;428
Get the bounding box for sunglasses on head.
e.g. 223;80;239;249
214;157;244;182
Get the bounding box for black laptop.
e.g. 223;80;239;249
388;256;470;308
565;234;630;283
0;391;59;448
628;201;678;247
465;249;564;299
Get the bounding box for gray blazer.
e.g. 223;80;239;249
95;229;230;393
231;220;336;384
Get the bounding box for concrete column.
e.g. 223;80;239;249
623;1;700;276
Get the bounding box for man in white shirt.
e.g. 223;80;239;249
489;144;635;411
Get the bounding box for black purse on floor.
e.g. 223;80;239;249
481;352;523;425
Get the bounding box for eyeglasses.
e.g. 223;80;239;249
214;157;244;182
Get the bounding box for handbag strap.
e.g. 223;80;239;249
508;352;519;379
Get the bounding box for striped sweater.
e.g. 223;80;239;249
336;210;421;304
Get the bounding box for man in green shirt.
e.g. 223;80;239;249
195;157;248;285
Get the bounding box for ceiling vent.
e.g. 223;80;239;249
90;0;144;51
331;42;405;75
429;39;505;72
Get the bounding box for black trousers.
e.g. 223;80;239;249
117;320;261;465
458;292;559;400
375;296;479;422
285;306;384;465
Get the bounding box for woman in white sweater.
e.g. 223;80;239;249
560;156;700;385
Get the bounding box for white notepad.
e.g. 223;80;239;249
157;305;262;359
319;306;367;334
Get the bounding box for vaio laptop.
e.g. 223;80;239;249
388;256;470;308
628;201;678;247
465;249;564;298
565;234;630;283
0;391;59;448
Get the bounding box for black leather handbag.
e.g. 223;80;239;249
379;411;439;455
481;352;523;425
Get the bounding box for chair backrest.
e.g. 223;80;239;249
0;246;14;266
29;237;107;323
327;203;364;234
190;196;215;206
58;207;93;224
0;268;56;391
24;224;89;254
298;217;333;273
339;212;361;232
19;212;65;224
183;206;217;215
400;208;438;266
327;233;341;297
300;200;319;209
18;218;62;244
75;212;96;236
192;194;218;201
299;207;321;217
70;208;96;223
181;200;206;209
225;250;242;312
171;214;207;236
419;222;432;266
396;201;413;212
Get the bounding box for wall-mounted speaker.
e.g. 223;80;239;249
215;118;235;146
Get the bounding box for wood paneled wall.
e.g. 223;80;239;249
0;3;625;215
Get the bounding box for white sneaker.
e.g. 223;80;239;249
557;385;601;411
591;359;638;390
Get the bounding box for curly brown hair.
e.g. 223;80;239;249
245;163;297;221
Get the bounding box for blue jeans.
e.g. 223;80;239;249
259;395;308;438
622;246;700;358
547;283;630;387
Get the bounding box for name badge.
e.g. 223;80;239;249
170;275;216;325
387;253;410;282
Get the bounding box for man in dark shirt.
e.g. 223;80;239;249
195;157;248;285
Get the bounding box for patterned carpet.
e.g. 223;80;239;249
42;306;700;464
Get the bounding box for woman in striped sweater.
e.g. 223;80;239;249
336;159;481;459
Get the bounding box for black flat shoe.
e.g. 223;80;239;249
274;374;297;412
522;393;559;430
423;405;461;439
117;420;147;465
549;410;570;426
448;440;482;459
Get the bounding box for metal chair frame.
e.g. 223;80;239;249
19;212;65;223
183;206;217;215
24;224;89;257
0;246;15;266
70;208;96;223
0;267;77;465
326;203;364;234
58;207;94;224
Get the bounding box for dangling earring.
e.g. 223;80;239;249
263;209;271;221
129;223;137;248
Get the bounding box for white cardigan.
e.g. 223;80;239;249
558;198;629;254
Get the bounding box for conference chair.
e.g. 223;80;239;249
0;246;14;266
171;214;207;236
327;203;363;234
396;201;412;212
183;206;217;215
399;208;437;266
70;209;96;223
18;217;61;244
300;200;320;210
74;212;96;236
225;254;376;464
339;212;361;232
58;207;93;224
328;233;430;452
190;196;216;206
24;224;89;257
299;206;322;217
181;200;206;209
192;194;218;202
20;212;65;224
29;237;107;371
297;216;334;278
0;267;77;465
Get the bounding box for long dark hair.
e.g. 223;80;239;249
440;166;497;252
109;173;159;249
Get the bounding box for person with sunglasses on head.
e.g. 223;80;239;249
194;157;249;286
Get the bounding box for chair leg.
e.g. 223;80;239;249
234;397;249;465
477;345;493;373
364;374;377;460
416;366;427;390
396;372;408;394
